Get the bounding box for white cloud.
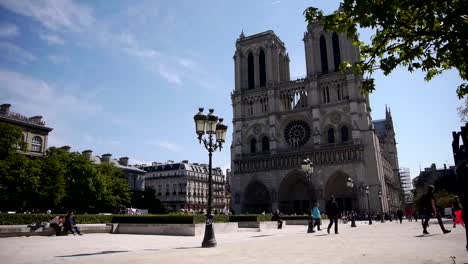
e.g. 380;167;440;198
271;1;281;4
0;41;37;64
155;141;180;152
39;33;66;45
0;22;19;38
0;0;94;32
47;54;69;64
0;68;103;147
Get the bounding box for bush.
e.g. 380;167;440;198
281;215;309;220
228;214;272;222
0;214;117;225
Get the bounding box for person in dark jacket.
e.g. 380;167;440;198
396;209;404;224
421;185;451;235
326;196;339;234
272;209;283;229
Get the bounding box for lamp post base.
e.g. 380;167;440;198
351;216;356;227
201;223;217;248
307;219;315;233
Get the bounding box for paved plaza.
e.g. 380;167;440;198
0;221;466;264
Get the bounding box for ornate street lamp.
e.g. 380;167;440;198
365;185;372;225
193;108;228;248
301;158;315;233
378;190;385;223
346;177;356;227
387;194;392;221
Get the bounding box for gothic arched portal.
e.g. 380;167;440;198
243;180;271;213
278;170;317;214
324;171;356;212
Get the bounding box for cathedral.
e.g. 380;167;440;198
230;20;403;215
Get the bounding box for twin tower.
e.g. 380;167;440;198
230;20;402;215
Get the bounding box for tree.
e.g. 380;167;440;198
304;0;468;98
457;97;468;122
0;123;26;159
95;162;131;212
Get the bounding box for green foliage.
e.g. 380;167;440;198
228;214;272;222
0;123;26;159
0;144;131;213
132;189;167;214
304;0;468;98
280;215;309;220
0;214;117;225
434;190;456;208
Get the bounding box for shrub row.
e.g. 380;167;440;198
0;214;117;225
0;213;275;225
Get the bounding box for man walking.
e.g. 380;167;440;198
312;203;321;231
421;185;451;235
326;196;339;234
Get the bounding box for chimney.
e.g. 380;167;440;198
101;153;112;163
29;115;43;123
444;164;447;170
0;104;11;115
182;160;189;163
82;150;93;160
119;157;129;166
60;146;71;152
431;163;436;170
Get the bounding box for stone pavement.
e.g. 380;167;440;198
0;220;466;264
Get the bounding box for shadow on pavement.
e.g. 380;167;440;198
251;235;273;238
56;250;129;258
414;234;439;238
174;246;200;250
314;234;328;237
143;249;160;251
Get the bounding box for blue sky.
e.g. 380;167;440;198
0;0;463;178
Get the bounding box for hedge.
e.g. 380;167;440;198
0;214;117;225
228;214;272;222
0;213;275;225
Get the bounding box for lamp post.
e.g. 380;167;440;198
387;194;392;222
193;108;228;248
301;158;315;233
365;185;372;225
378;190;385;223
346;177;356;227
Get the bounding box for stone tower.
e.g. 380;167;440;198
230;21;401;215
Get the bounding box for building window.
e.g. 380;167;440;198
250;138;257;153
320;35;328;73
259;49;266;87
341;126;349;142
332;32;341;72
31;136;42;152
328;128;335;144
262;136;269;152
323;86;330;103
248;52;255;89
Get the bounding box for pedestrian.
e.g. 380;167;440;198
312;203;321;231
421;185;451;235
64;210;83;236
452;196;465;228
49;215;64;236
326;196;339;234
406;207;413;222
397;209;404;224
272;209;283;229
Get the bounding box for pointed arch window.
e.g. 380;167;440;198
341;126;349;142
320;35;328;73
248;53;255;89
327;128;335;144
259;50;266;87
31;136;42;152
250;138;257;153
332;32;341;72
262;136;269;152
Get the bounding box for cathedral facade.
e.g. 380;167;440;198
230;21;403;215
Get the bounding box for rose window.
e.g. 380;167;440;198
284;120;311;148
